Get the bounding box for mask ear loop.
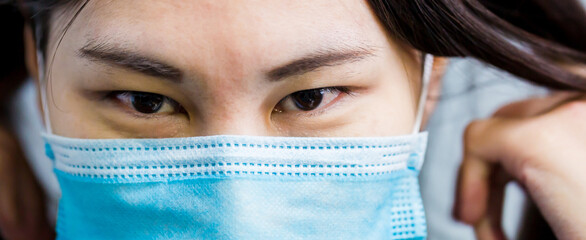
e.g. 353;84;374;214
412;54;434;134
35;23;52;134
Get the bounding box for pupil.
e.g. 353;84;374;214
291;89;323;111
130;92;164;114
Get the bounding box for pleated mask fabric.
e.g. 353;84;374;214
43;132;428;240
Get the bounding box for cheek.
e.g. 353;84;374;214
49;107;97;138
356;72;418;136
290;88;416;138
348;95;416;137
45;80;90;138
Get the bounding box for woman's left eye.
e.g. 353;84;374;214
110;91;183;115
274;87;350;113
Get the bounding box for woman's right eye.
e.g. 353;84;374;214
110;91;183;115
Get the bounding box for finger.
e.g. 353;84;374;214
475;218;503;240
454;118;525;224
474;166;509;240
454;154;491;224
494;92;583;118
460;96;586;240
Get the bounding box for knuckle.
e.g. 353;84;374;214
464;118;530;159
514;155;532;185
463;120;486;143
514;156;546;193
463;120;491;151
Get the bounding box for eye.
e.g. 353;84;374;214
111;91;183;115
274;87;350;113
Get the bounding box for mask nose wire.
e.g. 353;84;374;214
412;54;434;134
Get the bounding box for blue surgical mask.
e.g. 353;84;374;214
42;55;434;240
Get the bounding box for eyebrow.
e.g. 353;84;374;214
78;41;376;82
267;46;376;81
78;42;183;81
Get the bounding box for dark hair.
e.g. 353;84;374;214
4;0;586;92
0;3;26;104
368;0;586;90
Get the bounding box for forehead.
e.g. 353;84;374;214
57;0;390;76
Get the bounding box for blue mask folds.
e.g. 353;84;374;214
43;133;428;239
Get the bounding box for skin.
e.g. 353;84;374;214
43;0;427;139
5;0;586;239
41;1;586;239
3;0;584;239
2;1;447;239
455;90;586;240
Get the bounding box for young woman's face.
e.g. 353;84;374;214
44;0;423;138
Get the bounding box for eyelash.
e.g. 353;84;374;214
106;86;353;118
274;86;352;114
106;91;184;117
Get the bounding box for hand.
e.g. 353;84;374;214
454;92;586;240
0;125;54;240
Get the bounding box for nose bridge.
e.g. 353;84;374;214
199;99;271;136
194;30;271;136
202;113;271;136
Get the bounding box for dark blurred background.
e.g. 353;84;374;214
0;2;27;113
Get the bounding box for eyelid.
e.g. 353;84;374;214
296;89;351;117
108;91;185;118
274;86;352;115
